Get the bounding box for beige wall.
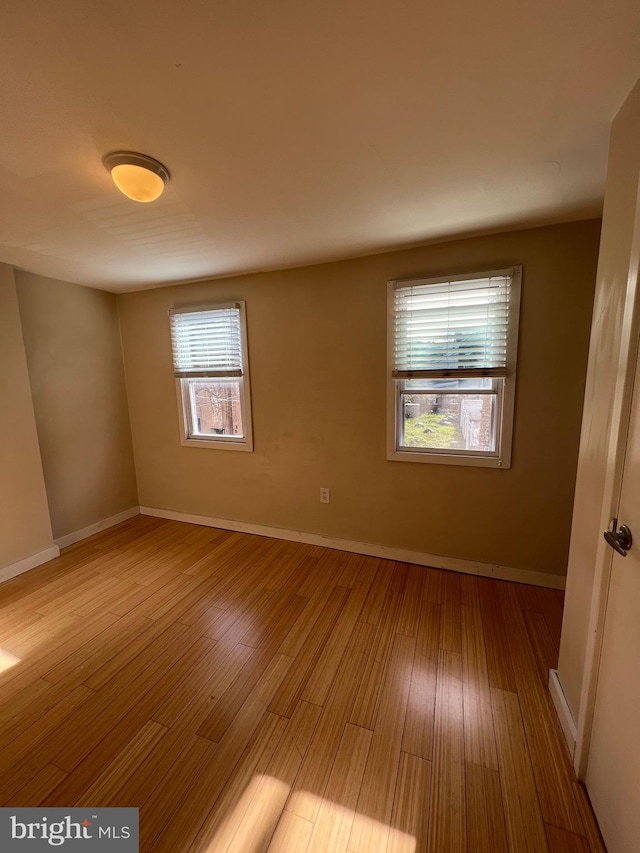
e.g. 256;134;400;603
119;220;599;578
0;264;54;569
15;271;138;540
558;80;640;719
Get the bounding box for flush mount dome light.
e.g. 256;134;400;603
103;151;170;203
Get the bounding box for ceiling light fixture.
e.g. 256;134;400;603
103;151;170;203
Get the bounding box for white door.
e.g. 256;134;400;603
586;343;640;851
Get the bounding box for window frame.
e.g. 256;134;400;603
386;267;521;468
171;301;253;452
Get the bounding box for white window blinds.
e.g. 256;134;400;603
392;270;515;379
170;304;244;378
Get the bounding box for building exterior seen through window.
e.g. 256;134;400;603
188;379;244;438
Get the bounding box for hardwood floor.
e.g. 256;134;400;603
0;515;605;852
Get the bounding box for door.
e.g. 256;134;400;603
586;342;640;851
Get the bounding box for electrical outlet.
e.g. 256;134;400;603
320;487;330;504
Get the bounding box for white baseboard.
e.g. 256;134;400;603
0;545;60;585
54;506;140;550
549;669;577;756
139;505;566;590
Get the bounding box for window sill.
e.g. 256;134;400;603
180;436;253;451
387;449;509;468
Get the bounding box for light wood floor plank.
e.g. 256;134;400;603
359;562;393;626
0;684;93;783
308;723;372;853
545;823;591;853
423;567;445;603
388;751;431;853
197;596;307;742
459;573;480;608
153;653;294;852
349;590;402;730
428;650;466;853
508;621;584;834
268;811;315;853
42;612;154;686
461;604;498;771
0;610;120;698
395;563;424;638
0;516;603;853
302;581;370;706
416;600;441;663
193;700;321;853
44;633;212;805
491;687;548;853
152;640;252;728
478;579;517;691
524;609;559;683
439;572;462;653
465;761;508;853
348;633;415;853
533;588;564;648
278;559;345;657
4;764;68;808
401;673;436;761
269;585;349;717
189;712;293;853
288;621;374;824
138;735;218;851
76;720;168;806
571;783;607;853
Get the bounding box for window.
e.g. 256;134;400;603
387;267;521;467
170;301;253;450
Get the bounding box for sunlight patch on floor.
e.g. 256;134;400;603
206;774;289;851
205;775;416;852
0;648;20;674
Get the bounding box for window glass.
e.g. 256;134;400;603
400;393;496;452
186;378;244;438
170;302;252;450
388;268;520;467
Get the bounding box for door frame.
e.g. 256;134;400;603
574;183;640;778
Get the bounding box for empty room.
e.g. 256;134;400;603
1;2;640;851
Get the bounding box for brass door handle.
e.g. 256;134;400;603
604;523;632;557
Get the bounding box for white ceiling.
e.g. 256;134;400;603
1;0;640;292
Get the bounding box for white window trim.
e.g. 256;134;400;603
171;301;254;451
386;267;521;468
